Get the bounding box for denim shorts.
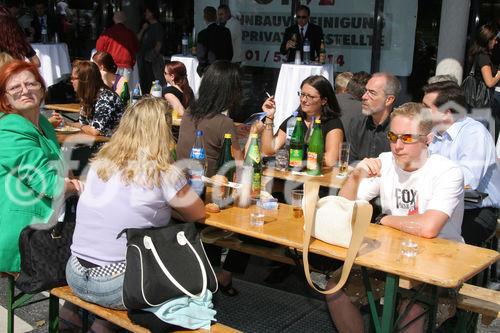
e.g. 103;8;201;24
65;255;126;310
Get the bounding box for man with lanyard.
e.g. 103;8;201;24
423;80;500;246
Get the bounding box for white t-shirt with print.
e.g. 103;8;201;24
357;152;464;242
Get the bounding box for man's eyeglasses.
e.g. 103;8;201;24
296;16;308;19
387;131;425;144
297;91;320;101
6;81;42;97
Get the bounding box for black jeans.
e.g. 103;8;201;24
461;207;498;246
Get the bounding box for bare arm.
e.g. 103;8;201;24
169;184;206;223
379;210;449;239
323;128;344;167
339;158;381;200
260;96;286;155
480;65;500;88
164;93;185;117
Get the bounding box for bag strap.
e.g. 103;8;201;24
302;182;372;295
144;231;208;299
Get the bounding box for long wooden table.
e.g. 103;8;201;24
203;203;499;332
263;167;347;188
45;103;80;113
56;133;109;145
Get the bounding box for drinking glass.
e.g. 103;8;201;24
400;221;421;258
337;142;350;177
291;189;304;218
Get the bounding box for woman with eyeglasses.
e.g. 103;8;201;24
261;75;345;167
162;61;194;118
0;60;81;274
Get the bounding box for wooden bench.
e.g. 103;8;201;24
49;286;240;333
456;283;500;326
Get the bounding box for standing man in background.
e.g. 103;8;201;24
217;5;242;66
280;5;323;63
31;0;59;43
137;5;165;93
96;11;139;82
196;6;233;77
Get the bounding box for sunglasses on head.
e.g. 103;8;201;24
387;131;425;144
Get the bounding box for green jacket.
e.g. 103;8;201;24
0;112;65;272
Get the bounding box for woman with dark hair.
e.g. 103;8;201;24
0;60;80;274
68;60;124;137
0;6;40;67
163;61;194;117
261;75;345;166
176;61;245;296
469;23;500;140
177;60;243;174
92;51;129;104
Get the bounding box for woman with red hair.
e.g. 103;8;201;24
0;60;80;274
162;61;194;117
0;6;40;67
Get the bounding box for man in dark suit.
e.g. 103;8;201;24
196;6;233;76
31;0;59;43
280;5;323;63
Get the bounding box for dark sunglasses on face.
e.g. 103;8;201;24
387;131;425;144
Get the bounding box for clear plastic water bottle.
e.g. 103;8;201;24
189;130;207;197
131;83;142;104
285;110;299;146
181;32;189;56
150;80;162;98
303;38;310;64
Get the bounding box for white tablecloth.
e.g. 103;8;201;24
170;55;202;98
32;43;72;87
273;63;334;134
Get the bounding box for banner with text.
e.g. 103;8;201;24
209;0;417;75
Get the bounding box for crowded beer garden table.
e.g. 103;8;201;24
201;185;499;333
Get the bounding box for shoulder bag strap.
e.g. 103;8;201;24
143;232;208;299
302;182;372;295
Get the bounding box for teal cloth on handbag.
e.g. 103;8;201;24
144;290;216;330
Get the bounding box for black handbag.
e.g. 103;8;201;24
15;221;75;293
122;222;218;310
461;62;492;108
15;195;78;293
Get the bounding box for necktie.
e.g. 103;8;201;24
300;27;304;40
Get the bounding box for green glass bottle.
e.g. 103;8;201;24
306;119;324;175
120;81;130;105
288;117;304;170
244;133;262;199
217;133;235;182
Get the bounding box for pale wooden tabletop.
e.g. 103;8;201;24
262;167;348;188
45;103;80;113
203;202;499;289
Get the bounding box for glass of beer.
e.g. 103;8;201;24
291;189;304;218
337;142;350;177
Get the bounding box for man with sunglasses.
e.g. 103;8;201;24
279;5;323;63
347;72;400;162
423;80;500;246
326;103;464;333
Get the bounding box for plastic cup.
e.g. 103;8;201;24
291;189;304;218
400;221;421;258
337;142;350;177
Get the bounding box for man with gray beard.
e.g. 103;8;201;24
346;72;400;161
